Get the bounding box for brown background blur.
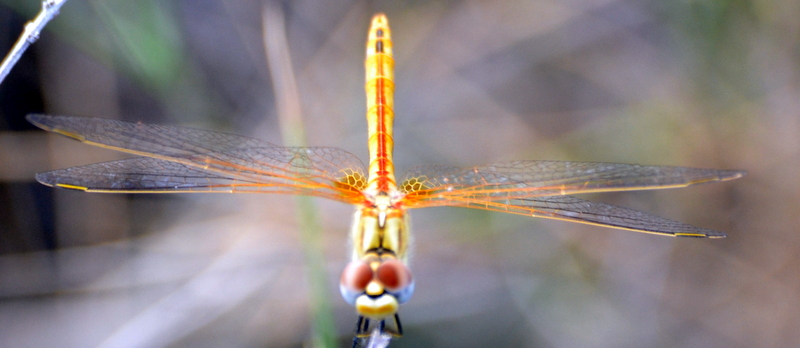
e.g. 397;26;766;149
0;1;795;347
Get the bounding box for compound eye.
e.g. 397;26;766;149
341;261;373;291
376;259;415;304
376;259;412;292
339;261;373;305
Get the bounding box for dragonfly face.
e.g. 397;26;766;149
27;12;745;345
340;252;415;319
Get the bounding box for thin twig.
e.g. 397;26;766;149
0;0;69;85
365;329;392;348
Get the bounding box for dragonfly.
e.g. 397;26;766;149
29;13;745;344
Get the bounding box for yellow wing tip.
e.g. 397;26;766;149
55;183;89;191
52;129;86;141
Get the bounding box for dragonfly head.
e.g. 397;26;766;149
339;252;415;320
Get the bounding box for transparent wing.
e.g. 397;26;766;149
36;157;365;200
450;195;727;237
28;114;368;203
399;161;745;237
401;161;744;204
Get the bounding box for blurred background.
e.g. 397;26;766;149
0;0;795;347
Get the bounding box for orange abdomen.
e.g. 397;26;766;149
364;14;396;194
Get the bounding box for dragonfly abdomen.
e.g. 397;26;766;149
365;14;397;193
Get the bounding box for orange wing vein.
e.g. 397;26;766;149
28;114;368;203
399;162;745;237
400;161;744;202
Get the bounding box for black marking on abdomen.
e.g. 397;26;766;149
376;29;384;38
376;40;384;53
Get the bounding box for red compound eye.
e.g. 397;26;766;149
376;259;412;291
340;261;373;292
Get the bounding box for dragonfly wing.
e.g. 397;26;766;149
464;195;727;238
202;145;368;199
27;114;270;157
400;161;745;205
35;157;363;200
28;115;368;202
36;157;241;192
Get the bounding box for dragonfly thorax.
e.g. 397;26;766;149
353;193;408;255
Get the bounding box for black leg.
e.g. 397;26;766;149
394;313;403;336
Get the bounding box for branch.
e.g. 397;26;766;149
0;0;69;85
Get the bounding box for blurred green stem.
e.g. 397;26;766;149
262;3;337;347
